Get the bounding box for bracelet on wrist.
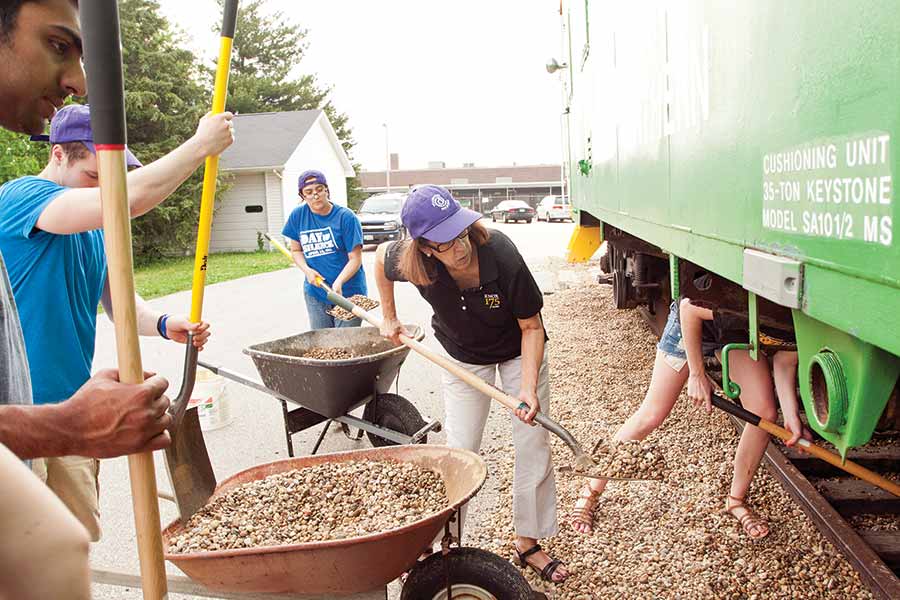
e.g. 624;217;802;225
156;314;170;340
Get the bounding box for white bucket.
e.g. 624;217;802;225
188;368;232;431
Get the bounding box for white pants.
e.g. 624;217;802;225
442;349;558;540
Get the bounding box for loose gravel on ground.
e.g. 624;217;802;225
468;265;874;599
168;460;446;553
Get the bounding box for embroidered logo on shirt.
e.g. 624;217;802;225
484;293;501;309
300;227;337;258
432;194;450;210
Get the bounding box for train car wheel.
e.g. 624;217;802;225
362;393;427;447
401;547;533;600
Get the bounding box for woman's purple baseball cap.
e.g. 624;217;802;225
30;104;142;168
298;169;328;192
401;185;482;243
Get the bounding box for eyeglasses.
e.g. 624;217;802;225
301;185;327;199
424;229;470;253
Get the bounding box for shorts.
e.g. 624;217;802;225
32;455;101;541
657;301;718;371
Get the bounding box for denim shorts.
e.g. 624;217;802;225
657;301;717;370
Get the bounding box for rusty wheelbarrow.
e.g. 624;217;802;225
161;445;533;598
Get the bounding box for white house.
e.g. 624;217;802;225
211;110;355;252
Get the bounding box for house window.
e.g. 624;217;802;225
245;205;264;213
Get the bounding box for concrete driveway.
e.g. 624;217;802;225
89;219;575;598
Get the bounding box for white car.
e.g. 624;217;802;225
536;196;573;222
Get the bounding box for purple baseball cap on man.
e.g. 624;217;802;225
401;185;482;243
298;169;328;192
30;104;142;168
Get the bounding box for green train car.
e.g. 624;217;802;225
559;0;899;454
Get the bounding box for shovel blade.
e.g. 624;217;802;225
164;407;216;522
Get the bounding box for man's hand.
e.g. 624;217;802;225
192;111;235;157
515;389;539;426
61;370;172;458
332;280;343;296
687;372;714;413
164;317;211;351
379;316;409;346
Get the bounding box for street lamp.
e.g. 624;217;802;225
383;123;390;193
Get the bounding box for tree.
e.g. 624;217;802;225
119;0;209;261
219;0;362;206
0;128;46;184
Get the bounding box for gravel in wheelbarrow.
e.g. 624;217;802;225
243;325;424;418
161;445;487;595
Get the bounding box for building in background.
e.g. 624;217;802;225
358;155;562;215
211;110;354;252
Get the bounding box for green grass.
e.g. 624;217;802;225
134;251;292;300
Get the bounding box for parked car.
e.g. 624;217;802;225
357;192;407;244
536;195;573;222
490;200;535;223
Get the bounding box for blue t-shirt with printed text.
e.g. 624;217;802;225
282;202;366;304
0;176;107;405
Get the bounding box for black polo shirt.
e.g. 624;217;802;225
384;230;546;365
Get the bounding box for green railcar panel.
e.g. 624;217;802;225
563;0;899;451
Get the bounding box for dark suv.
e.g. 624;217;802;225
357;192;407;245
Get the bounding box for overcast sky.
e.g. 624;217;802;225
155;0;567;172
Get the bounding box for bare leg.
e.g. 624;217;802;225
726;350;778;539
0;444;91;600
571;350;688;533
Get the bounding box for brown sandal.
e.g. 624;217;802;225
724;495;770;540
570;485;600;534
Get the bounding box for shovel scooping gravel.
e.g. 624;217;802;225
325;290;597;471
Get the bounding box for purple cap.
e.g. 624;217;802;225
30;105;142;168
298;169;328;192
401;185;482;243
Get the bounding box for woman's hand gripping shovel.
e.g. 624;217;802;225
164;0;239;523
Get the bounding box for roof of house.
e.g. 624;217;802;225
219;110;323;170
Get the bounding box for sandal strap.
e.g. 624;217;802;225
540;558;565;582
516;543;543;561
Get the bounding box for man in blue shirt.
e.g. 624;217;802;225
282;170;367;329
0;103;233;541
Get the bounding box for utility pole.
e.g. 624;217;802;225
383;123;391;193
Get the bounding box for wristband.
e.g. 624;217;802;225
157;313;170;340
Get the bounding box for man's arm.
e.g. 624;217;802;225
0;370;172;459
100;278;210;350
290;239;321;285
36;112;234;235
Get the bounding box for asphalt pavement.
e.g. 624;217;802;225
89;219;575;599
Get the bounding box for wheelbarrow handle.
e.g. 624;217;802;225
710;393;900;497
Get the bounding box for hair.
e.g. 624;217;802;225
398;221;491;286
53;141;90;163
0;1;79;42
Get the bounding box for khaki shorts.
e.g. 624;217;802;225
32;455;101;542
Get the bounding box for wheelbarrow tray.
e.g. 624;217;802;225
243;325;424;418
162;445;486;595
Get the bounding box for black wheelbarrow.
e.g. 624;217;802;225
198;325;441;457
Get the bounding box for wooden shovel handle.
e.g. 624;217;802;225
80;2;167;598
711;394;900;497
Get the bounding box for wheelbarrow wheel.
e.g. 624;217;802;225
363;393;426;447
400;547;532;600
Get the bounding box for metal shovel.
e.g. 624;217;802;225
164;0;239;522
325;290;596;471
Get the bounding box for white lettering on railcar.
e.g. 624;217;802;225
762;133;893;246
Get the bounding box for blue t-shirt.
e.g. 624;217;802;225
282;202;366;304
0;176;107;405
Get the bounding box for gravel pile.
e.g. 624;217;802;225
467;269;874;599
328;294;380;321
579;439;667;480
302;347;354;360
168;460;447;553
